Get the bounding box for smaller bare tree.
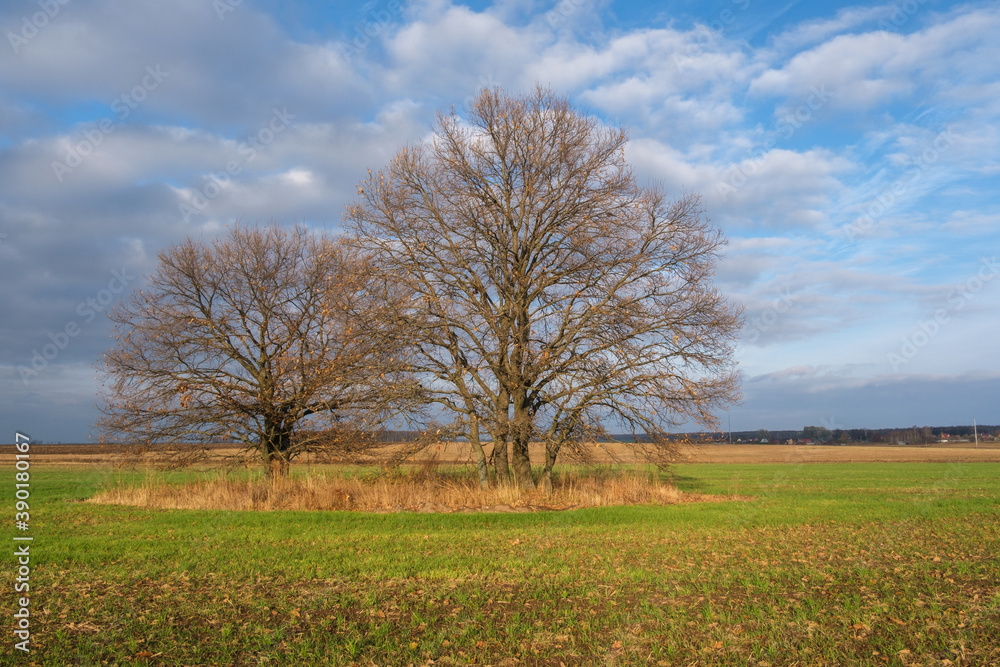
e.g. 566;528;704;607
97;223;417;478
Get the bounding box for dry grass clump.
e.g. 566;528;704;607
88;466;686;513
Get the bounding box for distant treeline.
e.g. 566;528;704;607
708;424;999;445
34;425;993;447
374;431;666;443
379;425;998;444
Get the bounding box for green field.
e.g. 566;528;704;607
7;462;1000;665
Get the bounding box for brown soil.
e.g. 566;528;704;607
3;440;999;467
676;442;1000;463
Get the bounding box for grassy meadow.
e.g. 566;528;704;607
6;460;1000;666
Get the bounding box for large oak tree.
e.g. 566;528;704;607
348;86;743;490
97;223;415;477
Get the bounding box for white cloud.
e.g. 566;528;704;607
767;5;893;53
711;148;853;228
942;211;1000;236
750;31;913;108
0;0;367;127
384;3;540;94
749;6;1000;111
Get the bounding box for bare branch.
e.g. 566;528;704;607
96;223;420;477
348;86;743;490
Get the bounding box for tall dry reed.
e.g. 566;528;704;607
88;467;684;512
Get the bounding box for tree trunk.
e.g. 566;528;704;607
467;417;490;489
268;455;289;480
492;434;510;485
510;433;534;489
541;440;559;494
541;468;553;494
510;389;535;489
491;417;510;485
263;422;292;480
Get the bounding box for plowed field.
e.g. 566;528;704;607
4;440;999;466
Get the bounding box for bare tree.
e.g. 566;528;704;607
97;223;416;478
348;86;743;490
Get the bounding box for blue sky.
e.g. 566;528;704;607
1;0;998;442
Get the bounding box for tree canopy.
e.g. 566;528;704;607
97;223;416;477
348;86;742;489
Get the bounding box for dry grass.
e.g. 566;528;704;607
88;466;689;513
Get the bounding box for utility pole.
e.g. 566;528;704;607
728;413;732;444
974;419;979;449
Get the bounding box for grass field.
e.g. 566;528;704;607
5;459;999;666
